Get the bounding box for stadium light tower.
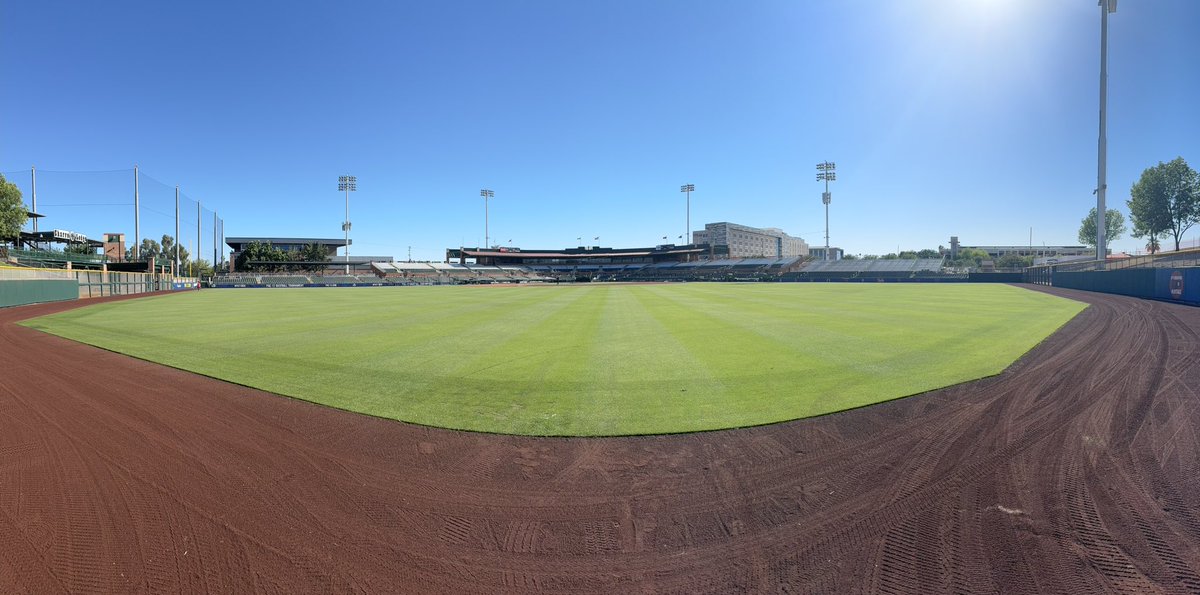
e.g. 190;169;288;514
1095;0;1117;266
481;189;495;249
338;175;356;274
816;161;836;261
680;184;694;243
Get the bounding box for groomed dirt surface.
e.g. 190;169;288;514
2;285;1198;593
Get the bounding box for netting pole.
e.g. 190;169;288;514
30;166;37;233
134;165;140;261
197;200;201;277
213;211;218;272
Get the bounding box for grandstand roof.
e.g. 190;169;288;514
448;245;715;267
457;246;706;259
226;237;349;249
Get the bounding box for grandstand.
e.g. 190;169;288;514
784;258;956;282
211;255;814;287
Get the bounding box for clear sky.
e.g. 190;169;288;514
3;0;1198;261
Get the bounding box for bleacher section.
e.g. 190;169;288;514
783;258;957;282
215;255;876;287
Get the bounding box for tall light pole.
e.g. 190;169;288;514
339;175;356;274
480;189;494;249
817;161;837;260
680;184;694;244
1096;0;1117;266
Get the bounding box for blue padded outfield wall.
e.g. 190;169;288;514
1052;268;1200;305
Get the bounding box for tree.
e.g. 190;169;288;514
0;173;28;245
160;234;176;260
1077;207;1127;248
1145;237;1161;254
189;258;214;277
1127;157;1199;252
995;254;1033;269
301;242;330;272
64;243;96;255
949;247;989;269
139;238;161;261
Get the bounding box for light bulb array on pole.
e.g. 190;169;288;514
339;175;356;275
816;161;837;261
480;189;495;249
680;184;694;244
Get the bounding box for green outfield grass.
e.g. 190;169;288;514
20;283;1085;436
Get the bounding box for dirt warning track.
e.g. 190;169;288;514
1;286;1198;593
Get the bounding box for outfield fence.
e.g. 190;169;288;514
0;266;198;307
1024;248;1200;306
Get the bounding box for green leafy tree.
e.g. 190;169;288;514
139;238;161;261
64;243;96;256
951;247;989;269
1077;207;1127;248
301;242;330;272
916;249;940;259
995;254;1033;269
160;234;176;261
1127;157;1199;252
235;240;290;272
0;173;28;245
157;235;196;272
189;258;214;277
1145;237;1161;254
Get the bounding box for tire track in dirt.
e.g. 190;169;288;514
1;286;1198;593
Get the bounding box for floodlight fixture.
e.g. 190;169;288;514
339;175;356;274
481;189;495;249
816;161;837;260
680;184;695;243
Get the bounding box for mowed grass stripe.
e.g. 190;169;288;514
20;283;1086;436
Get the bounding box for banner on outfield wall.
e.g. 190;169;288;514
171;281;201;291
1159;269;1198;303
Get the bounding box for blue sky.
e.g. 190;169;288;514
3;0;1198;261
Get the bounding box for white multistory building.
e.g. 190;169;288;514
692;222;809;258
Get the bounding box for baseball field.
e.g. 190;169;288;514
19;283;1085;435
2;284;1199;592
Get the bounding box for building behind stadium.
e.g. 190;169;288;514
692;222;808;258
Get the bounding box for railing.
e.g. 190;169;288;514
5;248;174;270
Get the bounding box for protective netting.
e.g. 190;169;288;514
2;167;225;274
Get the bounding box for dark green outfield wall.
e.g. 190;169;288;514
1049;267;1200;305
0;279;79;308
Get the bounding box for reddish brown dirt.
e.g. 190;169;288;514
2;286;1199;594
